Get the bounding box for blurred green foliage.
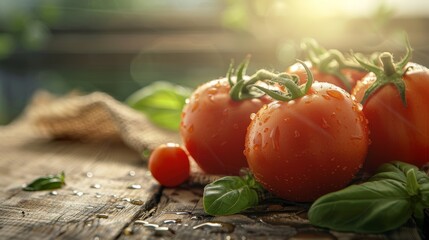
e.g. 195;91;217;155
0;0;420;125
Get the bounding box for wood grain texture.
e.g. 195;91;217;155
0;123;160;240
0;123;426;240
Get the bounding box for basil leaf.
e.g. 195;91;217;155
308;179;412;233
203;175;262;216
370;161;429;185
23;172;66;191
126;81;191;131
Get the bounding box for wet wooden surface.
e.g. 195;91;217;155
0;123;426;240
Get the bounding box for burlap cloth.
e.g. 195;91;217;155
13;90;220;185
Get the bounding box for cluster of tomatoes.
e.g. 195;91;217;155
149;39;429;202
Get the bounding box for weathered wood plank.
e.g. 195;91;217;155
0;123;160;240
120;185;423;240
0;123;426;240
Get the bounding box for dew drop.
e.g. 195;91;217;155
250;113;256;120
188;125;194;133
270;127;280;151
49;191;58;196
207;87;218;95
193;222;235;233
191;215;204;220
128;184;142;189
73;191;84;197
322;94;331;100
128;171;136;177
144;223;159;229
86;172;93;178
208;95;215;102
91;184;102;189
294;130;300;138
175;211;191;215
115;205;126;209
321;118;330;129
326;89;344;100
350;135;363;140
163;219;181;224
134;220;149;225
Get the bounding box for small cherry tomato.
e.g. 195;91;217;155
148;143;190;187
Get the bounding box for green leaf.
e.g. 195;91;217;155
308;179;412;233
309;161;429;233
203;174;262;216
370;161;429;185
23;172;65;191
126;81;191;131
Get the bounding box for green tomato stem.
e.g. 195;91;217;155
379;52;397;77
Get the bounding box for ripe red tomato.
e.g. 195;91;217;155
180;78;271;175
245;82;369;202
148;143;190;187
288;61;367;92
352;62;429;173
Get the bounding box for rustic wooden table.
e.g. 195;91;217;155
0;123;426;240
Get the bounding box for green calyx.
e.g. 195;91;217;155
301;38;366;91
354;37;413;106
229;58;313;102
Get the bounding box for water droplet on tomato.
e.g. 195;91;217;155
250;113;256;120
207;87;218;95
326;89;344;100
294;130;300;138
322;94;331;100
208;95;215;102
223;108;229;116
253;132;262;146
350;135;363;140
321;118;330;129
263;128;269;133
233;123;239;130
270;127;280;151
188;125;194;133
